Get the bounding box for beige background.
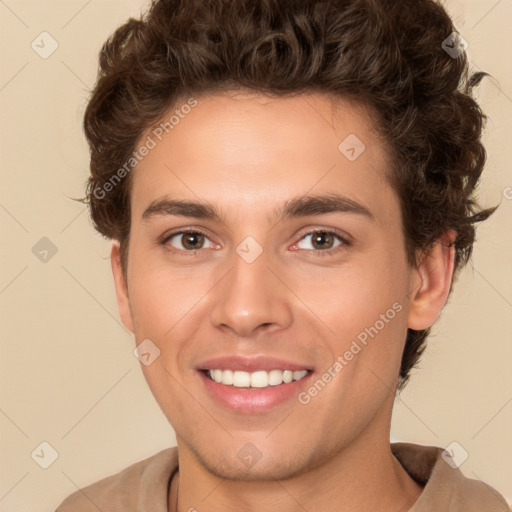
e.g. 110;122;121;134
0;0;510;510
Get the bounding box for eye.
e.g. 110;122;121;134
294;230;349;253
161;228;351;255
163;230;217;251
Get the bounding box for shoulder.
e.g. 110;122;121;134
392;442;511;512
55;447;178;512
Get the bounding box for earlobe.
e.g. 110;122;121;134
111;242;134;333
407;230;457;331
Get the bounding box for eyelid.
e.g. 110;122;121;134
294;226;353;245
161;226;211;241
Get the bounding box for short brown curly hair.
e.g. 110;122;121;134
82;0;497;390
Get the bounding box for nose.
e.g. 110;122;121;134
209;247;293;338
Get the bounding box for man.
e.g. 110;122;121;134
56;0;510;510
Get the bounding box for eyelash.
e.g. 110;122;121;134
161;228;352;257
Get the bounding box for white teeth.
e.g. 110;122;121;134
250;371;268;388
233;371;251;387
268;369;283;386
282;370;293;383
293;370;308;381
206;368;309;388
221;369;233;385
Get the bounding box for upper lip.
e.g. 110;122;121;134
196;355;313;373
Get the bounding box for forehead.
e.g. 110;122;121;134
130;91;398;226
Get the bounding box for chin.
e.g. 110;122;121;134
189;442;324;482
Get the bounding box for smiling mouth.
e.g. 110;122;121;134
202;368;311;389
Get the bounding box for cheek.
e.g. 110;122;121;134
127;250;204;335
295;248;407;333
126;254;215;380
342;261;409;384
139;361;191;429
293;244;409;381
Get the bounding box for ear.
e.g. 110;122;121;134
407;230;457;331
111;242;134;333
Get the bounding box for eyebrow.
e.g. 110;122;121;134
141;193;374;224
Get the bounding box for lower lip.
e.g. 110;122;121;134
198;371;313;414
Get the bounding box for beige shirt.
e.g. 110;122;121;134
56;442;510;511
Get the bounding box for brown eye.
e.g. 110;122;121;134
165;231;214;251
311;231;336;250
297;231;344;251
184;233;204;249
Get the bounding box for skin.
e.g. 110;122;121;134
111;90;455;512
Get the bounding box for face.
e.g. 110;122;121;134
111;91;450;481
